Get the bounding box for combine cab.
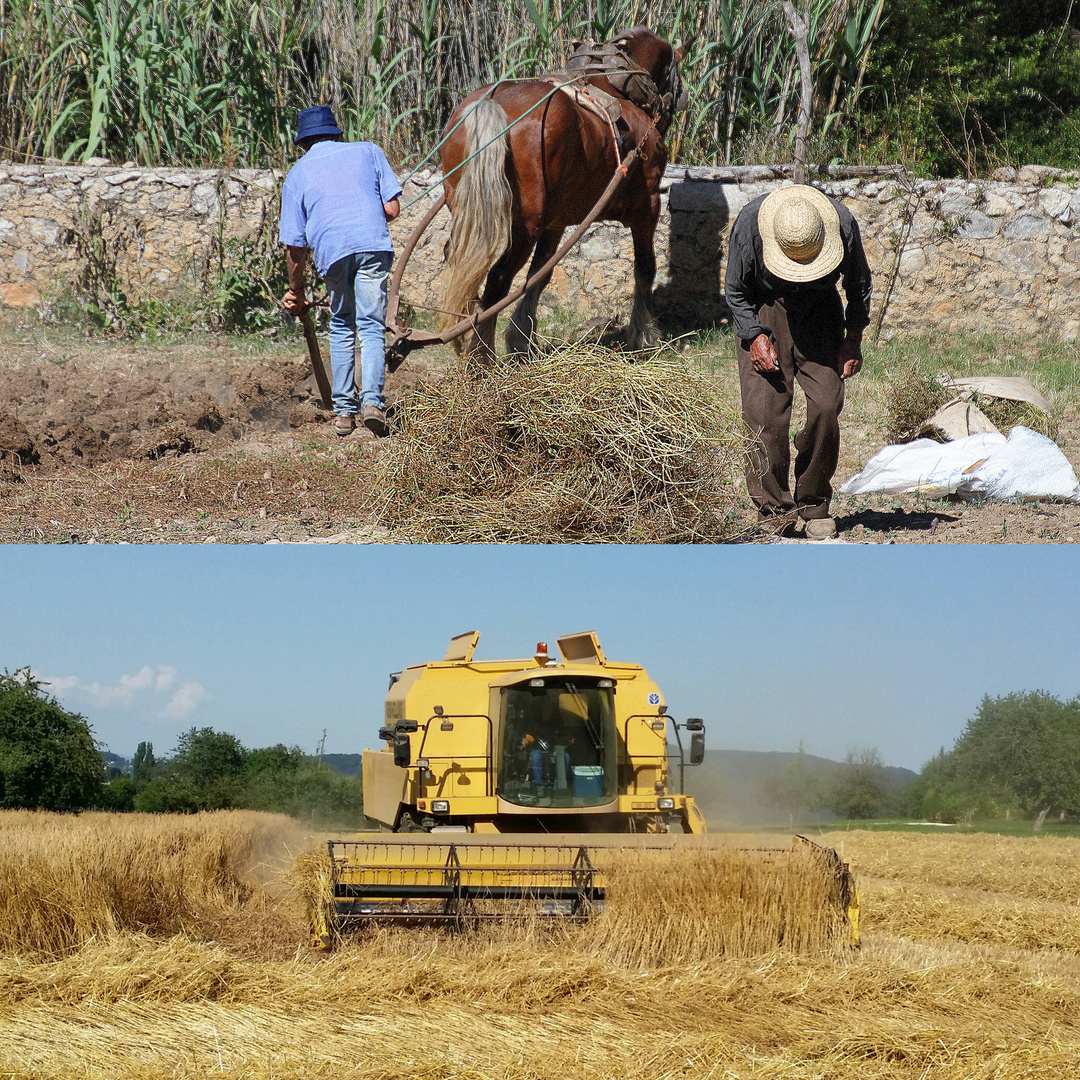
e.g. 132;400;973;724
363;630;706;836
316;632;858;945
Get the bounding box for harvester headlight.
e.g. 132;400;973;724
650;719;665;731
657;797;675;810
417;758;430;769
432;800;449;813
529;678;545;687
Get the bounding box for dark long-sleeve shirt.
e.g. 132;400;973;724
724;191;873;343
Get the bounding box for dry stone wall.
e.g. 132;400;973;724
2;161;1079;341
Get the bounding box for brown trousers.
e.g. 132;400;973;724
736;292;845;521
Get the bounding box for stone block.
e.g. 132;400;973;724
190;182;218;215
1017;164;1061;185
0;280;40;306
1004;214;1047;240
1040;188;1073;222
957;211;998;240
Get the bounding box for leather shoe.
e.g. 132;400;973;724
804;517;838;540
333;414;356;437
362;404;389;438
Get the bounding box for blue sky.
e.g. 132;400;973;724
1;545;1077;772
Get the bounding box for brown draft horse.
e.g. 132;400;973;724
438;27;688;358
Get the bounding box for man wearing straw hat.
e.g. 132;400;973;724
724;184;872;539
280;105;402;438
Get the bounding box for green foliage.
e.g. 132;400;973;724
910;692;1080;822
757;745;823;821
117;727;369;826
862;0;1080;175
0;669;104;811
172;726;247;786
239;763;368;827
0;0;891;172
131;740;155;785
132;776;205;813
7;0;1074;183
825;747;892;820
97;775;137;811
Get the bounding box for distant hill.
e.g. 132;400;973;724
322;747;915;826
102;752;131;776
321;753;362;776
683;749;917;828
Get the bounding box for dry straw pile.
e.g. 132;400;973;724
373;345;750;542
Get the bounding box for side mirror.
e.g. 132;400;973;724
689;731;705;765
393;733;411;768
685;718;704;732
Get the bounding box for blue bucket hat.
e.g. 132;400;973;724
294;105;343;145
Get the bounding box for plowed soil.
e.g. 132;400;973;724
2;324;1079;543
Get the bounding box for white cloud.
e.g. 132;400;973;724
163;681;210;719
155;666;178;693
37;665;211;722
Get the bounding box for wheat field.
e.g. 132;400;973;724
2;812;1080;1079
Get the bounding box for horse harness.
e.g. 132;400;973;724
539;39;673;171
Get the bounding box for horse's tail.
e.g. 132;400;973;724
440;96;513;342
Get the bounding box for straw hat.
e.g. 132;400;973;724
757;185;843;282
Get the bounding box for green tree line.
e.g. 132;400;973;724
0;669;367;826
907;692;1080;824
1;0;1076;178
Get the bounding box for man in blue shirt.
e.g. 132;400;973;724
280;106;402;437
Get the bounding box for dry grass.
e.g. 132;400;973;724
6;814;1080;1079
881;365;952;443
0;810;308;958
822;829;1080;904
879;366;1061;444
584;845;854;963
863;880;1080;951
373;343;752;542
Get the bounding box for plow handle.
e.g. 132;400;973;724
297;307;333;410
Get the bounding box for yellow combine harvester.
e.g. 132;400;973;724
319;631;858;943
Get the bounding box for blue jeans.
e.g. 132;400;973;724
323;250;393;415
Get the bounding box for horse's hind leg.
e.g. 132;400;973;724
467;229;535;363
505;227;564;358
626;205;661;351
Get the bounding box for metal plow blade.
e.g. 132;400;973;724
318;840;605;942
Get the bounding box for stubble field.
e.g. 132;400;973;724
2;810;1080;1079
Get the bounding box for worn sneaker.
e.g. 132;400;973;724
333;413;356;437
362;404;389;438
804;517;838;540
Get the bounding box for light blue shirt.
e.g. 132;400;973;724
279;141;403;276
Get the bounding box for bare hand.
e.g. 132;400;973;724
838;332;863;379
749;333;780;374
282;288;308;316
